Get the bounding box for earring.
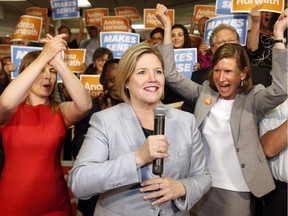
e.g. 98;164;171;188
125;84;128;89
241;80;244;87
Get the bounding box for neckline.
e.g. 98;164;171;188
142;127;154;138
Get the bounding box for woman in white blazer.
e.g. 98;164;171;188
69;42;212;216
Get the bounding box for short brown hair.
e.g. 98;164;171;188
208;43;253;95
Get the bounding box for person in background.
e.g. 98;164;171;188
80;25;100;65
195;16;212;70
144;27;164;45
155;4;287;216
171;23;192;49
57;9;84;48
72;58;122;216
84;47;113;75
246;6;279;67
257;99;287;216
0;34;92;215
69;42;212;216
181;24;240;114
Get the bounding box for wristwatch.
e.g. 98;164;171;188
274;38;287;45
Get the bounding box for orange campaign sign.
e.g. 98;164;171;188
26;7;48;25
11;15;42;42
80;74;103;99
63;49;86;73
101;16;130;32
189;34;202;48
0;44;11;60
232;0;284;13
193;5;216;23
144;9;175;29
114;7;141;21
84;8;109;26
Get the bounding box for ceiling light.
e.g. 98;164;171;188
78;0;91;7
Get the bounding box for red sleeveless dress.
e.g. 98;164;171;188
0;103;72;216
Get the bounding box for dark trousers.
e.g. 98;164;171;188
255;179;287;216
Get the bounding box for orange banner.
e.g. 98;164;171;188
193;5;216;23
232;0;284;13
84;8;109;26
101;16;130;32
11;15;42;42
63;49;85;73
189;34;202;48
0;44;11;60
26;7;48;25
114;7;141;21
80;74;103;99
144;9;174;29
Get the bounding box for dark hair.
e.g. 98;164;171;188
150;27;164;39
171;24;191;48
18;51;59;110
57;25;71;35
100;59;120;84
208;43;253;94
92;47;113;62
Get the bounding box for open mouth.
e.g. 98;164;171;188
144;86;158;92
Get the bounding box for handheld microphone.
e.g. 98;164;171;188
152;104;168;176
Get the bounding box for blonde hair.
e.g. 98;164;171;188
115;43;164;104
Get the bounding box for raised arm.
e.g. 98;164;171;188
45;35;92;127
246;6;261;52
75;9;84;47
0;34;67;126
155;4;201;103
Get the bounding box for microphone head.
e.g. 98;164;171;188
153;104;168;117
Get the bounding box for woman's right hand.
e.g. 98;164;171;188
135;135;169;168
39;34;67;65
250;5;261;23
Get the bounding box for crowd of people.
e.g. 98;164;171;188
0;2;287;216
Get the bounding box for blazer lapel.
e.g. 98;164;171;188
195;89;219;128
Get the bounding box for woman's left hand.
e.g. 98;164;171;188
140;176;186;206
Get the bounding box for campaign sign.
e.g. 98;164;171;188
232;0;284;13
174;48;197;79
193;5;216;23
100;32;140;59
11;46;61;82
114;7;141;21
204;14;248;46
26;7;48;25
80;74;103;99
101;16;130;32
63;49;86;73
0;44;11;59
84;8;109;26
50;0;79;20
144;9;175;29
11;15;43;43
216;0;233;15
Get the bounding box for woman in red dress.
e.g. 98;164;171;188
0;34;92;215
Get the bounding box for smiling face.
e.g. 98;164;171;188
102;63;122;102
213;58;246;100
127;53;164;107
171;28;185;49
29;64;57;104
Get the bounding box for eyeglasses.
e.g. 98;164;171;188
213;38;237;46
